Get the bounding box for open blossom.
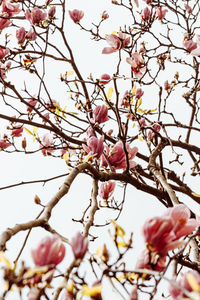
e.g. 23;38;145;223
102;32;130;54
99;181;116;200
82;136;104;159
126;52;146;79
68;9;84;23
0;47;9;60
27;98;37;113
25;8;47;25
135;249;166;272
143;204;199;255
183;37;200;56
12;125;23;137
99;74;111;85
90;105;109;124
0;139;11;149
41;133;54;155
169;270;200;300
156;7;168;20
101;141;138;170
71;232;88;259
2;0;21;16
32;234;65;267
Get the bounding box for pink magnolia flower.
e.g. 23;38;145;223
71;232;88;259
25;8;47;25
90;105;109;124
184;4;192;14
183;38;200;56
156;7;168;20
12;125;23;137
0;47;9;60
135;249;166;272
126;52;146;79
99;181;116;200
0;139;11;149
102;32;130;54
16;27;26;44
143;204;199;255
68;9;84;23
99;74;111;85
0;13;11;32
2;0;21;16
41;133;54;155
86;126;95;138
139;118;147;129
135;88;144;99
82;136;104;159
141;7;151;21
120;90;130;107
26;28;37;41
133;0;139;8
48;6;56;18
101;141;138;170
32;234;65;267
27;98;37;113
169;270;200;300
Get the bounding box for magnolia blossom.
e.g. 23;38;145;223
2;0;21;16
135;88;144;99
90;105;109;124
135;249;166;272
183;37;200;56
26;28;37;41
141;7;151;21
101;141;138;170
12;125;23;137
148;123;161;140
99;181;116;200
99;74;111;85
139;118;147;129
27;98;37;113
102;32;130;54
25;8;47;25
71;232;88;259
126;52;146;79
41;133;54;155
0;13;11;32
156;7;168;20
120;91;130;107
82;136;104;159
68;9;84;23
86;126;95;138
169;270;200;300
143;204;199;255
16;27;26;44
31;234;65;266
184;4;192;14
48;6;56;18
0;139;11;149
0;47;9;60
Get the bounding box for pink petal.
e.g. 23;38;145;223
102;47;116;54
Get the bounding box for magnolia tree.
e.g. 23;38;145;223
0;0;200;299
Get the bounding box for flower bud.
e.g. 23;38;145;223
101;11;109;20
99;74;111;85
71;232;88;260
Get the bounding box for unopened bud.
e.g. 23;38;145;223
22;137;27;149
34;194;41;205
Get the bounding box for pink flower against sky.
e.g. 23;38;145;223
126;52;146;79
101;141;138;170
25;8;47;25
99;181;116;200
83;136;104;159
102;32;130;54
41;133;54;155
2;0;21;16
31;234;65;267
90;105;109;124
68;9;84;23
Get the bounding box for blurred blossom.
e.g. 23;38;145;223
82;136;104;159
101;10;109;20
48;6;56;18
90;105;109;124
27;98;37;113
86;126;95;138
183;38;200;56
71;232;88;259
0;13;12;31
120;90;130;107
169;270;200;300
164;80;171;91
0;63;6;79
126;52;146;79
68;9;84;23
41;133;54;155
0;47;9;60
184;4;192;14
2;0;21;16
102;32;130;54
32;234;65;266
101;141;138;170
135;88;144;99
16;27;26;44
99;181;116;200
0;139;11;149
156;7;168;20
60;290;73;300
133;0;139;7
99;73;111;85
26;28;37;41
135;249;166;272
46;99;60;111
143;0;152;4
139;118;147;129
12;125;23;137
141;7;151;21
130;286;138;300
27;288;40;300
25;8;47;25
